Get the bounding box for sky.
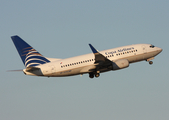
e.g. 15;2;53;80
1;0;169;120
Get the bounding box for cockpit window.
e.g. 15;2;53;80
150;45;155;48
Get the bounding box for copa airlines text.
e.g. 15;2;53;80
11;36;162;78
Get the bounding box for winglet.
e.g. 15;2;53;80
89;44;112;63
89;44;98;53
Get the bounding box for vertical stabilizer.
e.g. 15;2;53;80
11;35;50;67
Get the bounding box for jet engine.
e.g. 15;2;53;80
112;59;129;70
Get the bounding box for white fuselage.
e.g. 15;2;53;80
23;44;162;77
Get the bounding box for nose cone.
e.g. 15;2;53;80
157;47;163;54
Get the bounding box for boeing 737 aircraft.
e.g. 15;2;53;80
11;35;162;78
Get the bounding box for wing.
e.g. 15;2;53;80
89;44;112;71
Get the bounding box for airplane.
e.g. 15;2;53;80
11;35;162;78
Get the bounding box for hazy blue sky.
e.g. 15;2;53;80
1;0;169;120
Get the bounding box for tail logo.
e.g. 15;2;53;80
23;47;50;67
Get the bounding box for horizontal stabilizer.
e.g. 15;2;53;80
25;66;40;72
7;69;23;72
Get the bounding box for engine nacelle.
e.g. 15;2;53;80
112;59;129;70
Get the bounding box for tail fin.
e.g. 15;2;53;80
11;35;50;67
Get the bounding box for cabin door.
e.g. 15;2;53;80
50;65;56;74
142;45;147;59
142;45;147;54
